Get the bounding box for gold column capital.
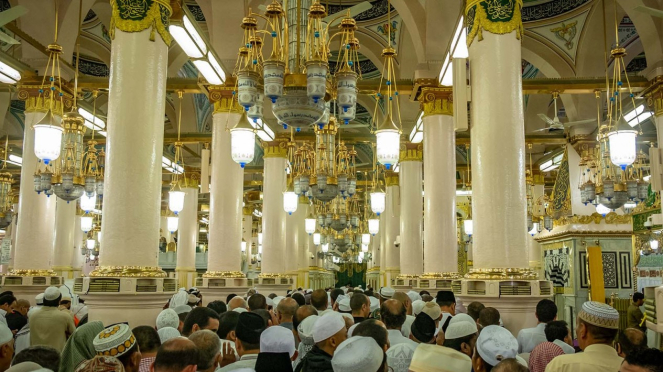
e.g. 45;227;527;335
419;86;453;117
646;75;663;117
263;138;289;158
209;86;244;114
400;142;423;162
385;171;399;186
109;0;172;46
17;83;74;115
242;207;253;216
465;0;524;48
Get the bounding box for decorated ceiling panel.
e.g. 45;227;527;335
527;9;589;64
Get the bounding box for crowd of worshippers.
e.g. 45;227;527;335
0;285;660;372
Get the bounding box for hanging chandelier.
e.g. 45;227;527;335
80;91;106;198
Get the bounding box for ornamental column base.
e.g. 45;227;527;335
2;271;64;305
176;267;197;289
52;266;75;279
394;274;420;291
457;268;552;335
196;271;250;303
417;273;462;292
74;267;177;327
256;273;294;296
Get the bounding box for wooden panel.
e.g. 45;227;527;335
587;246;606;303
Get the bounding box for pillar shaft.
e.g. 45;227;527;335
99;27;168;270
160;217;172;243
421;89;457;274
13;111;56;272
52;199;76;275
384;177;400;278
468;8;528;269
261;142;288;275
177;186;198;287
399;147;423;276
286;199;305;274
242;209;253;273
206;111;243;274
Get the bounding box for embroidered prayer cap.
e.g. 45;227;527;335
173;305;192;315
409;343;472;372
312;312;345;343
156;309;179;330
444;320;478;340
379;287;395;299
578;301;620;329
157;327;181;343
386;342;418;372
297;315;319;345
331;336;383;372
260;325;296;357
93;324;137;358
475;325;518;367
449;313;475;325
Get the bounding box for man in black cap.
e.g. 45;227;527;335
409;313;436;344
436;291;456;334
217;312;267;372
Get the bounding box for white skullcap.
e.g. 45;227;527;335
0;323;12;345
379;287;395;299
369;297;379;312
331;336;383;372
298;315;319;345
476;325;518;367
233;307;248;313
336;294;347;304
34;294;44;306
173;305;192;315
306;289;313;294
516;355;528;368
407;291;422;303
44;286;61;301
313;312;346;343
265;297;274;308
409;343;471;372
170;288;189;308
412;300;426;316
444;321;478;340
338;298;351;312
157;327;181;344
387;342;418;372
340;313;354;324
449;313;475;325
421;302;442;321
347;323;359;337
156;309;179;330
273;296;285;308
187;294;199;304
260;325;296;357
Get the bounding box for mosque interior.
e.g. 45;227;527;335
0;0;660;342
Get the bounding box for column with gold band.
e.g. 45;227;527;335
176;175;200;289
202;88;248;292
419;87;460;280
396;143;423;286
384;170;400;285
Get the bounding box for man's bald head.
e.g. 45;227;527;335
310;289;328;311
153;338;200;372
381;299;406;330
493;359;527;372
277;298;298;317
228;296;248;311
617;328;647;357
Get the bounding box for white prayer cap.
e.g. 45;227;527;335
265;297;274;308
412;300;426;316
409;343;471;372
187;294;199;304
379;287;395;299
331;336;383;372
170;288;189;308
340;313;354;324
578;301;620;329
476;325;518;367
34;294;44;306
347;323;359;337
421;302;442;321
93;324;137;357
515;355;528;368
387;342;418;372
0;323;12;345
369;297;379;312
313;312;345;343
336;294;347;304
260;325;296;357
157;327;181;344
449;313;475;325
233;307;248;313
338;298;351;312
444;321;478;340
44;286;61;301
174;305;192;315
273;296;285;308
297;315;319;344
156;309;179;330
306;289;313;294
407;291;422;303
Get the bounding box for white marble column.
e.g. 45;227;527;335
384;172;400;285
421;91;458;275
176;185;198;288
468;11;528;270
73;216;84;277
11;111;57;274
398;145;423;278
241;208;253;274
205;107;244;277
261;141;288;278
285;197;304;279
379;213;386;286
295;198;310;287
52;198;76;278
